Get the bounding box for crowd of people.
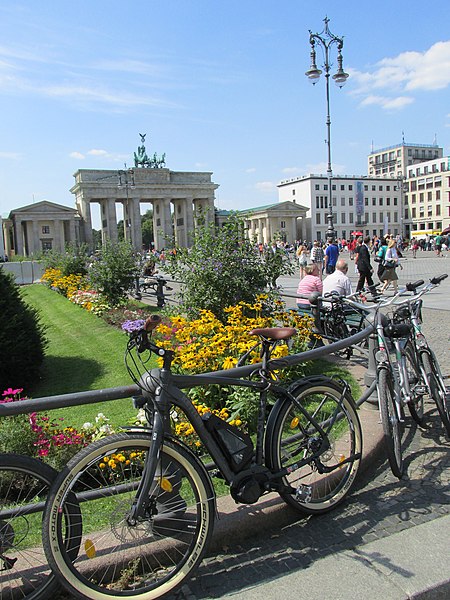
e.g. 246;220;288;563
294;231;448;310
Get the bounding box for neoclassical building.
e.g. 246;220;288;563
72;167;218;251
216;201;308;244
2;201;81;257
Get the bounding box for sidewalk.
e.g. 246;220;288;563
153;253;450;600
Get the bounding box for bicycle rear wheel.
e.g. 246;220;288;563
0;454;65;600
421;351;450;435
43;432;215;600
266;378;362;515
378;368;404;478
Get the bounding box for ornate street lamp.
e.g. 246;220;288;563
306;17;349;241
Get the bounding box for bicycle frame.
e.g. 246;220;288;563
126;328;369;523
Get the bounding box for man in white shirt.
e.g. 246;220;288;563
322;258;353;297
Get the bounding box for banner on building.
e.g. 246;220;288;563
356;181;364;217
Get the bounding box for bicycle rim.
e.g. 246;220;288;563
268;380;362;514
405;344;424;425
421;352;450;435
43;433;215;600
0;454;58;600
378;368;404;478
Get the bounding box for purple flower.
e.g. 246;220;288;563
122;319;146;333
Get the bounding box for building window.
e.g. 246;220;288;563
386;198;391;205
41;240;52;251
348;185;353;191
372;198;376;206
349;213;354;223
341;197;345;206
341;213;346;224
316;213;321;225
340;185;345;191
315;184;320;190
372;212;377;223
292;189;295;195
316;197;320;209
349;197;353;206
42;225;50;234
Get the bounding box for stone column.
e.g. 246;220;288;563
14;217;24;256
130;197;142;251
76;195;94;248
53;218;61;251
32;221;40;254
69;219;76;244
107;199;118;242
153;198;172;251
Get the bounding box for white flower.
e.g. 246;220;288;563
82;422;93;429
99;424;113;434
95;413;108;423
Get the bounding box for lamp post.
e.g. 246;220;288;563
305;17;349;241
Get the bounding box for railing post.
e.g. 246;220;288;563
364;332;378;406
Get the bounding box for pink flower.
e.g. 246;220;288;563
2;388;23;396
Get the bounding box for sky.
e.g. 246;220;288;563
1;0;450;227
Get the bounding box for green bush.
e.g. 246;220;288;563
40;242;89;276
88;240;139;306
164;213;294;321
0;269;47;391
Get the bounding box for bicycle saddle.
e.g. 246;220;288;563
248;327;296;341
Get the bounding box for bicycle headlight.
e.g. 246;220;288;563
415;333;427;349
375;349;388;363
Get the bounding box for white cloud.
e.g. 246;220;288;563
245;167;257;173
281;166;301;174
88;149;108;157
69;151;85;159
255;181;276;192
360;95;414;110
0;151;20;159
350;40;450;110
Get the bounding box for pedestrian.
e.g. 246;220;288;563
296;244;309;279
296;263;323;312
310;241;325;280
355;236;378;298
375;236;389;281
380;239;400;293
324;239;339;274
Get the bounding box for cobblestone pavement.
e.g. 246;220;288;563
164;252;450;600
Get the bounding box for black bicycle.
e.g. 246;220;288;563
43;316;363;600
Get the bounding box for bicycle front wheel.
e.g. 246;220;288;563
43;432;215;600
378;368;404;478
0;454;64;600
405;343;425;426
267;378;362;515
421;351;450;435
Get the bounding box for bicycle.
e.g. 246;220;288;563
43;316;363;600
391;274;449;435
0;453;80;600
341;275;448;478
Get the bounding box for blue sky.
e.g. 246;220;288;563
1;0;450;226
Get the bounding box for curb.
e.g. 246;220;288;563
208;405;384;555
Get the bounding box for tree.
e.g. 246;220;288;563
0;269;47;392
164;213;293;321
88;240;139;306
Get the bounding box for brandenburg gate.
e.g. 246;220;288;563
71;135;219;251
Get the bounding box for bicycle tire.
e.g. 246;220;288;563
404;343;425;426
0;453;78;600
378;368;404;478
43;432;215;600
266;378;362;515
421;351;450;435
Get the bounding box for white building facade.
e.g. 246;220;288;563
403;155;450;238
278;175;403;241
368;142;443;179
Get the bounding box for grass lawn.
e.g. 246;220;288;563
20;284;154;428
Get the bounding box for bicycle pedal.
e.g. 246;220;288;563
295;484;312;503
